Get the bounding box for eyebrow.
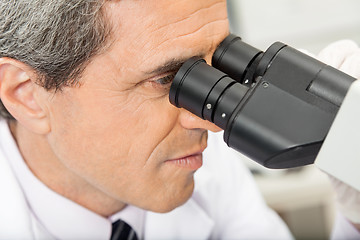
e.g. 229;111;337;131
144;55;206;75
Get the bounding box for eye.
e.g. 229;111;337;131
155;72;176;86
139;72;177;95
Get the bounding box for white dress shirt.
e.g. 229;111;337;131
0;120;145;239
5;118;358;239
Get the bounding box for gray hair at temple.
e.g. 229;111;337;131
0;0;111;119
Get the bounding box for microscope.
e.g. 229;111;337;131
169;34;360;191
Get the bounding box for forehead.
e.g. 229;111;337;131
103;0;229;73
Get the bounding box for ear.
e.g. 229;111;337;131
0;58;50;134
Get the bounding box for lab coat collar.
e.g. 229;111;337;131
144;197;214;239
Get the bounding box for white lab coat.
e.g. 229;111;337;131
0;127;292;239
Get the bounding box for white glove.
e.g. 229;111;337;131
317;40;360;226
328;175;360;225
318;40;360;78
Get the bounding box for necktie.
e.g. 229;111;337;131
111;219;139;240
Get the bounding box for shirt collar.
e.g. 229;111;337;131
0;120;145;239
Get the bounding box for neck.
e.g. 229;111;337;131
9;121;126;217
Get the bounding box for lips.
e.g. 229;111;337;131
165;151;204;171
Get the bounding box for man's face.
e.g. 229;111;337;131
45;0;229;212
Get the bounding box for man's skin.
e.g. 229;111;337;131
0;0;228;217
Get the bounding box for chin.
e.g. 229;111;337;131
145;182;195;213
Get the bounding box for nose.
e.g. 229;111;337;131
178;108;222;132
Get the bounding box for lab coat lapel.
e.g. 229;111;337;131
0;150;34;238
0;134;54;239
144;198;214;240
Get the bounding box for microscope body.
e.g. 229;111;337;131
220;38;354;169
315;79;360;191
169;34;358;186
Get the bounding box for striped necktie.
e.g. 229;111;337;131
110;219;138;240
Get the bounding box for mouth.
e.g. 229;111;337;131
165;149;205;171
163;131;208;171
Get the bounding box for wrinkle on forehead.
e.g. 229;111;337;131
103;0;228;77
141;1;228;57
148;1;226;35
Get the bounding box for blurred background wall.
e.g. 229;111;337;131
227;0;360;53
226;1;360;239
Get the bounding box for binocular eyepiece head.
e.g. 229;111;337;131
169;57;248;130
169;34;354;169
169;34;261;130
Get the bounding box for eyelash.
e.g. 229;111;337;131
156;72;176;86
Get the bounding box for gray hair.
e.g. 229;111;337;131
0;0;111;119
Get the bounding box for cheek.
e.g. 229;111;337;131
47;90;179;179
113;96;179;160
47;88;194;212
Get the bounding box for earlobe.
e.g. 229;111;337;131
0;58;50;134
